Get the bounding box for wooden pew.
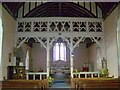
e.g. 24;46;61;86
79;82;119;90
71;78;120;90
2;79;49;89
41;79;49;88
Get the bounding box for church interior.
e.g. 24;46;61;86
0;1;120;89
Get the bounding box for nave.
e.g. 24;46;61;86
0;1;120;90
2;77;120;90
2;70;120;90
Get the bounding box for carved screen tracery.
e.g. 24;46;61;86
17;18;103;32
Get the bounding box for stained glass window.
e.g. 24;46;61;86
53;43;66;61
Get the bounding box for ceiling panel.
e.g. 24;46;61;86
2;2;119;19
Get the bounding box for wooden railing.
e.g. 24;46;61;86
26;72;47;80
73;72;100;78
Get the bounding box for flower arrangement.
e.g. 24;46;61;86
100;69;109;77
48;76;54;87
73;69;78;73
73;69;79;78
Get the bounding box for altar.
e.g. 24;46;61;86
50;68;70;74
50;60;70;75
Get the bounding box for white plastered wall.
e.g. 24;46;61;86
104;6;119;78
117;4;120;77
118;17;120;77
0;3;3;81
2;6;16;79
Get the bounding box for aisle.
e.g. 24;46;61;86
50;71;71;89
50;82;71;88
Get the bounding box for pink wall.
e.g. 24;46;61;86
73;43;88;71
31;40;104;73
32;44;70;71
31;43;88;72
32;43;46;72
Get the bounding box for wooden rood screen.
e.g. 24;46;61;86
16;17;104;78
